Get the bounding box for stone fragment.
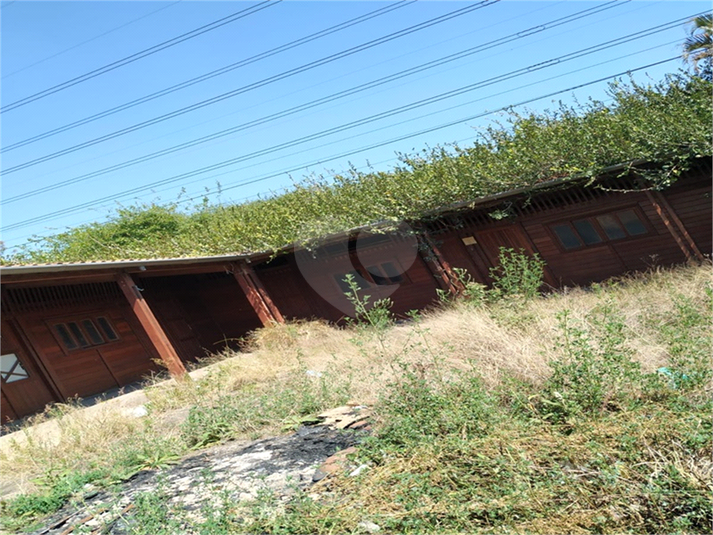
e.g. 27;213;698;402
357;520;382;533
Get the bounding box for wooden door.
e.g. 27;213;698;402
43;317;120;398
17;315;119;400
1;320;59;421
150;297;205;362
468;224;556;286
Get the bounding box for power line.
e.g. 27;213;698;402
0;65;636;251
164;41;679;207
2;0;415;151
3;14;688;212
2;1;498;173
2;1;625;204
0;53;678;234
0;0;280;113
2;2;183;80
189;58;680;200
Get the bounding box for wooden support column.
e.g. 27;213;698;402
233;262;285;326
646;190;705;262
116;273;187;377
418;232;466;296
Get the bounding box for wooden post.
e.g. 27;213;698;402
233;262;285;326
418;232;466;296
116;273;187;377
646;190;705;262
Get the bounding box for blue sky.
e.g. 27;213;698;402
0;0;707;254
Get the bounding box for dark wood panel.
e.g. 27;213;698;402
1;390;19;423
663;185;713;255
13;301;164;400
1;320;59;421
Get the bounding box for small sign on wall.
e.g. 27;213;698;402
461;236;477;246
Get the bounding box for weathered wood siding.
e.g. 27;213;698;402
661;174;712;256
138;273;263;360
1;320;58;422
257;234;440;320
431;179;707;287
2;166;709;422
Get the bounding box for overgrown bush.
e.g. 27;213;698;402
5;75;710;264
541;304;644;422
342;273;394;333
489;247;545;300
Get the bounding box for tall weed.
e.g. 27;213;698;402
489;247;545;300
542;303;643;423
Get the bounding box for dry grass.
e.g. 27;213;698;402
1;263;710;529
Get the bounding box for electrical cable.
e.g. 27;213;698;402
2;1;498;172
0;0;280;112
1;0;624;202
2;14;689;212
0;0;619;205
190;57;680;200
160;40;680;207
2;0;415;151
1;55;678;233
2;1;183;80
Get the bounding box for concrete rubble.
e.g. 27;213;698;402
27;405;372;535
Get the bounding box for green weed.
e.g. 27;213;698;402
489;247;545;301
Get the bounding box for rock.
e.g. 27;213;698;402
312;446;357;482
349;464;369;477
317;405;372;429
357;520;382;533
30;411;370;534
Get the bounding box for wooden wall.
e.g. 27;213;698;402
661;173;712;257
138;272;263;360
1;281;159;421
256;233;441;321
2;167;710;423
430;173;711;288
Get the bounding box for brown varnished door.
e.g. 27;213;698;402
468;224;556;286
16;315;119;400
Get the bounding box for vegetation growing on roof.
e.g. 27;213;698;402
4;74;711;265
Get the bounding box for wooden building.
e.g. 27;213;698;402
1;160;710;422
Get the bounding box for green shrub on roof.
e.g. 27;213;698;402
5;73;711;265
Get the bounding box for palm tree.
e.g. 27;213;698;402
682;14;712;80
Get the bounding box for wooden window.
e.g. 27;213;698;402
336;261;409;292
551;208;650;251
596;214;627;240
82;320;105;345
1;353;30;383
54;324;79;350
54;316;120;351
572;220;603;245
333;270;371;293
67;322;90;348
381;262;405;283
552;224;582;250
97;317;119;341
366;265;389;285
366;262;406;285
618;209;647;235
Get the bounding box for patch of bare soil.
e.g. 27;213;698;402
30;407;370;535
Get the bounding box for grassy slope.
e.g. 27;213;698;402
1;263;711;534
